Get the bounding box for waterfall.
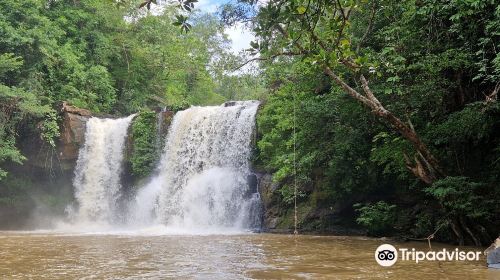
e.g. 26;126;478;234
130;101;261;232
70;115;134;226
63;101;261;233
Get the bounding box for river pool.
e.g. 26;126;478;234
0;232;497;279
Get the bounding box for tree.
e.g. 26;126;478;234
0;54;57;179
234;0;445;184
222;0;499;244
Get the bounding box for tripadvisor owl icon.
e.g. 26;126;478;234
375;244;398;267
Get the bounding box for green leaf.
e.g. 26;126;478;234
297;6;307;14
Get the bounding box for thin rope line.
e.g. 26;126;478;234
293;95;297;234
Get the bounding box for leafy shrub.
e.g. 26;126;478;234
355;201;397;236
129;110;159;178
168;100;191;112
277;184;305;205
424;176;494;219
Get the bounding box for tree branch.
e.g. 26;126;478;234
485;82;499;103
273;19;444;182
234;51;306;71
334;0;353;50
360;74;383;108
323;67;374;107
356;1;377;53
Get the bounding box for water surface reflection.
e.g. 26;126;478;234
0;233;497;279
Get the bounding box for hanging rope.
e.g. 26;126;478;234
293;93;298;235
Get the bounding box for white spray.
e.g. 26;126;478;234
130;101;261;232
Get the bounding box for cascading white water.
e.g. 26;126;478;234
62;101;260;233
130;101;261;232
70;115;135;226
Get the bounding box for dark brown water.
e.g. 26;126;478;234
0;232;497;279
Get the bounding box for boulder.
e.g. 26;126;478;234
59;101;92;117
255;172;282;231
486;237;500;269
257;173;279;210
224;101;237;107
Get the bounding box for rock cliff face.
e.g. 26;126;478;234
13;102;91;172
256;173;282;231
158;110;174;140
0;102;92;229
58;102;92;169
255;170;365;234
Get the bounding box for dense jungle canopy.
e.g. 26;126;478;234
0;0;499;245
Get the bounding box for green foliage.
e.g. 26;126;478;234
129;110;159;178
410;212;437;238
0;53;57;179
430;102;497;146
167;100;191;112
251;0;500;240
0;175;33;208
70;65;117;113
39;111;60;147
256;61;386;201
0;0;263;224
370;133;412;179
424;176;495;219
277;184;305;205
0;0;261;180
0;53;22;76
355;201;397;236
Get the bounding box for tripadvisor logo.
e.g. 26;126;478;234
375;244;398;267
375;244;482;267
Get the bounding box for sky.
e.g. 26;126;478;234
150;0;256;54
196;0;255;54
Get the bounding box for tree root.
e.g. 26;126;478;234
450;219;465;246
460;216;481;246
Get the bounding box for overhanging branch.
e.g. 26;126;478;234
234;51;306;71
